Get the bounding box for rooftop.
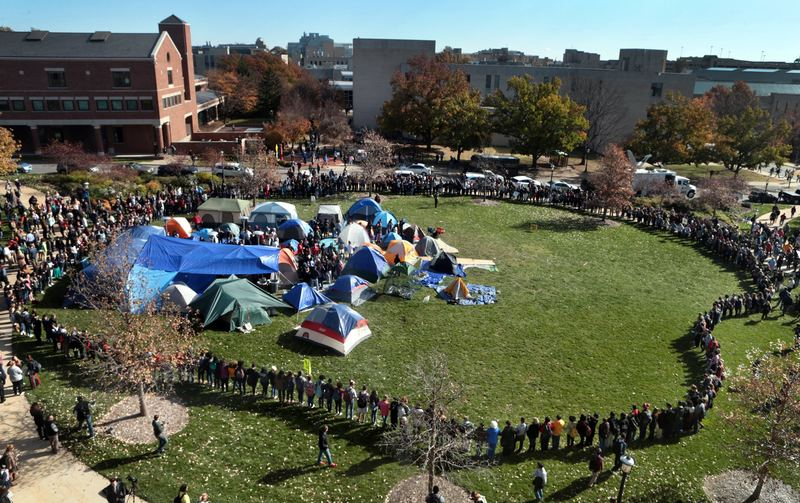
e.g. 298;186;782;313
0;31;161;59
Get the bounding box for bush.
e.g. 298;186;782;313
196;172;219;187
144;180;162;192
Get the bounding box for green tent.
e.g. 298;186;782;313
197;198;252;226
387;262;417;277
189;276;290;331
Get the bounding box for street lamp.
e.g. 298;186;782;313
617;455;635;503
584;147;591;173
220;150;226;196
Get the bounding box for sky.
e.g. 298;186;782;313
3;0;799;63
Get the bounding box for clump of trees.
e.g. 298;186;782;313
0;127;20;175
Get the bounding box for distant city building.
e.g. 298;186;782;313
0;15;221;155
618;49;667;73
287;32;352;68
471;47;549;66
562;49;600;68
668;55;800;73
192;38;268;75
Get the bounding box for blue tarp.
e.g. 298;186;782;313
437;283;497;305
283;282;332;311
346;198;382;220
136;235;280;275
341;247;390;282
127;265;178;313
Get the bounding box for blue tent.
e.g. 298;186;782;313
372;210;398;229
342;247;390;282
277;219;312;242
326;275;376;306
280;239;299;252
381;232;402;247
283;282;332;311
346;198;382;221
136;235;279;275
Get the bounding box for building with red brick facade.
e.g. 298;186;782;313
0;15;203;155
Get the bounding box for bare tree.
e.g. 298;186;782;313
379;353;476;495
569;77;627;159
236;140;280;203
695;176;748;216
69;231;196;417
358;130;394;196
41;139;104;174
590;145;633;219
726;346;800;501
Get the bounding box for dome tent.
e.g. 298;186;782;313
277;219;312;242
415;236;441;258
339;223;371;249
326;275;376;306
429;251;460;275
189;275;290;331
165;217;192;238
283;282;332;312
250;202;298;228
383;240;417;265
316;204;343;225
342;247;390;282
346;198;382;221
161;283;197;312
294;303;372;355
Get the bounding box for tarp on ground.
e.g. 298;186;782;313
415;236;441;258
189;275;291;331
326;275;376;306
136;235;279;275
384;264;421;300
165;217;192;238
437;282;497;306
277;219;313;242
317;204;343;224
342;247;390;282
251;202;298;228
346;198;382;221
283;282;332;312
339;223;371;248
294;303;372;355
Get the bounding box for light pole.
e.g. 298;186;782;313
617;455;635;503
220;150;226;196
584;147;591;173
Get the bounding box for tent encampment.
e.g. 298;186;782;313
317;204;343;225
383;240;417;265
415;236;441;258
381;232;402;248
339;223;371;249
346;198;382;221
326;275;376;306
277;219;313;242
189;276;290;331
429;251;460;275
278;248;299;287
342;247;390;282
401;223;424;243
162;283;198;312
294;303;372;355
136;235;279;275
283;282;332;311
165;217;192;238
197;198;252;226
250;202;298;229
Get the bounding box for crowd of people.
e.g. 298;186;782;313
1;160;799;502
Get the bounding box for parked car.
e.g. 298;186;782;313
213;162;253;177
406;163;432;175
394;169;415;176
16;162;33;174
778;191;800;204
56;163;99;174
749;190;779;203
511;175;541;189
157;163;197;176
548;180;581;192
127;162;156;174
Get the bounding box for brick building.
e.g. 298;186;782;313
0;15;200;155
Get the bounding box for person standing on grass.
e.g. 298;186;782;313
526;417;540;453
73;396;95;439
295;370;306;404
486;420;500;461
25;355;41;389
588;447;604;487
532;462;547;502
44;414;59;454
566;415;578;447
369;390;380;425
514;417;528;453
550;415;565;449
345;380;357;420
152;414;167;455
176;483;190;503
539;417;552;451
500;420;515;458
612;435;627;471
356;386;369;423
245;363;259;395
317;424;336;467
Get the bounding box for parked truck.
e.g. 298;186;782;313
633;168;697;199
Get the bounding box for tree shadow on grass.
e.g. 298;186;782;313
91;451;157;471
260;464;319;486
35;277;70;309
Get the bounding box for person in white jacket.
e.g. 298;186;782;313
6;363;23;396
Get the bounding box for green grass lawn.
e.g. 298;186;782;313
17;196;800;502
668;163;770;184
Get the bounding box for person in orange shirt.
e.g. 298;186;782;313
550;415;565;449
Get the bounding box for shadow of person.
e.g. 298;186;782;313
259;464;318;486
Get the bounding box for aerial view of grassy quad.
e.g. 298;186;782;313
16;195;799;502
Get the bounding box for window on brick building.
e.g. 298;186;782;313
31;99;44;111
62;100;75;111
650;82;663;98
112;70;131;88
125;99;138;111
167;69;174;86
76;99;89;111
140;98;154;111
46;70;67;88
11;100;25;111
0;100;8;112
46;100;61;111
110;98;124;111
96;99;109;111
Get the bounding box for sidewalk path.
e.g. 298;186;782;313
0;271;134;502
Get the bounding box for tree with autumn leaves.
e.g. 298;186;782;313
0;127;21;175
590;145;634;218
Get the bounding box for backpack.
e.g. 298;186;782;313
305;382;315;397
174;495;182;503
235;368;245;380
357;394;367;408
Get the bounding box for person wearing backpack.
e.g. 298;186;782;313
174;483;190;503
44;414;59;454
356;386;369;423
588;447;604;487
344;380;357;420
25;355;41;389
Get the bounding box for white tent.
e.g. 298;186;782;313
162;283;197;312
250;202;299;229
339;223;371;248
317;204;343;225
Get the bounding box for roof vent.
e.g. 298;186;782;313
89;31;111;42
25;30;49;41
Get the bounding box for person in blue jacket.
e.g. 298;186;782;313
486;420;500;461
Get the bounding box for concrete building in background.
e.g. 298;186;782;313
192;38;268;75
618;49;667;73
287;33;352;68
0;15;201;155
352;38;435;130
563;49;600;68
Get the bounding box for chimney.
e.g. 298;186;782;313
158;15;196;104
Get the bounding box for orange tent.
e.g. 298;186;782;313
278;248;299;287
383;240;417;264
165;217;192;239
443;277;470;300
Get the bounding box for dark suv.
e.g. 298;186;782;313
157;164;198;176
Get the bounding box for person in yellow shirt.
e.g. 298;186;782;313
550;415;565;449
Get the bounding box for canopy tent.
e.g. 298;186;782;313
415;236;441;258
250;202;298;229
136;235;279;275
278;248;299;287
401;223;425;243
294;303;372;355
165;217;192;239
342;247;390;283
346;198;382;221
161;283;198;312
339;223;371;249
189;276;290;331
277;219;313;242
442;277;470;301
381;232;402;248
429;251;461;275
218;222;240;236
383;240;417;265
372;210;398;229
316;204;343;225
283;282;332;312
197;198;252;226
326;275;376;306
